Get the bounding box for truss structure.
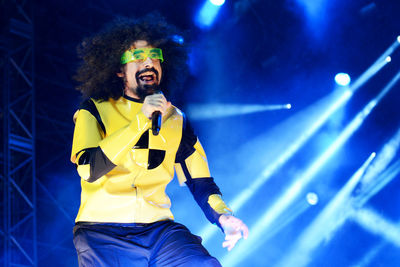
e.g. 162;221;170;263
1;0;37;266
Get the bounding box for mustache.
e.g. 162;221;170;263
135;67;159;80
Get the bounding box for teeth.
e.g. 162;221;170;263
140;75;154;81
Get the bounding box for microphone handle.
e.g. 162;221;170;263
152;111;162;136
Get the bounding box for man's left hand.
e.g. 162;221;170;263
219;214;249;251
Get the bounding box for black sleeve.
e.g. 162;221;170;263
175;113;197;163
76;147;116;183
185;177;224;229
175;114;225;230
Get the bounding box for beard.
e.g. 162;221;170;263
134;67;160;101
135;83;160;101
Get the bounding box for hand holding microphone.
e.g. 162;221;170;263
141;92;171;135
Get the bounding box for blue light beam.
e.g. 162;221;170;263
278;153;376;267
195;0;223;29
354;158;400;209
359;125;400;191
187;103;291;120
221;70;400;267
199;38;398;245
353;242;387;267
352;208;400;248
284;127;400;266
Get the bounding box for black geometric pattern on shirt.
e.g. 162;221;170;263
133;130;166;170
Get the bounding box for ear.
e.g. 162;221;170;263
117;65;126;78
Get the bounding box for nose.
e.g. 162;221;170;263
143;56;153;68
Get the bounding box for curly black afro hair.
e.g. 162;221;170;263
74;13;188;101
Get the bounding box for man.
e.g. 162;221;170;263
71;14;248;266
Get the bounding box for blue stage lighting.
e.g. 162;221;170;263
221;71;400;267
171;34;184;45
281;153;375;266
360;128;400;190
353;208;400;247
279;153;376;267
306;192;318;205
199;39;399;245
209;0;225;6
195;0;223;29
335;73;351;86
187;103;291;120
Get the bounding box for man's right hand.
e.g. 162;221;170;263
141;93;171;119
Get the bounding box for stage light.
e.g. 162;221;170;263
335;73;351;86
386;56;392;62
171;34;184;44
306;192;318;205
200;41;398;245
359;127;400;190
221;71;400;267
209;0;225;6
187;103;291;120
279;153;376;267
371;36;400;71
200;88;353;243
286;103;292;109
195;0;223;29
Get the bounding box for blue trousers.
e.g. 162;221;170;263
73;220;222;267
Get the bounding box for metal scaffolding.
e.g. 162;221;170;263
1;0;37;266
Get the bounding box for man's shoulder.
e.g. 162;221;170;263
172;105;183;116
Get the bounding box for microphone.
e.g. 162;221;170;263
152;110;161;136
151;90;163;136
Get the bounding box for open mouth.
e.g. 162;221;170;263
139;74;155;82
137;71;158;84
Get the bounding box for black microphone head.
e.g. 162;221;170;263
152;111;162;135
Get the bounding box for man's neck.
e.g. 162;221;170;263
124;88;140;100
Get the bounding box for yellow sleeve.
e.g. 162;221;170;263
98;111;150;165
71;109;103;163
175;139;211;185
71;108;150;166
175;139;232;220
208;194;233;215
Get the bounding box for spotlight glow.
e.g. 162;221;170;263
200;41;400;247
209;0;225;6
221;71;400;267
306;192;318;205
360;127;400;190
171;34;184;44
279;153;376;267
335;73;351;86
195;1;222;28
200;88;353;244
397;35;400;43
386;56;392;62
188;103;291;120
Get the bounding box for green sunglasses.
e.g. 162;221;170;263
121;48;164;64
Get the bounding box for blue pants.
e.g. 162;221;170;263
73;220;222;267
